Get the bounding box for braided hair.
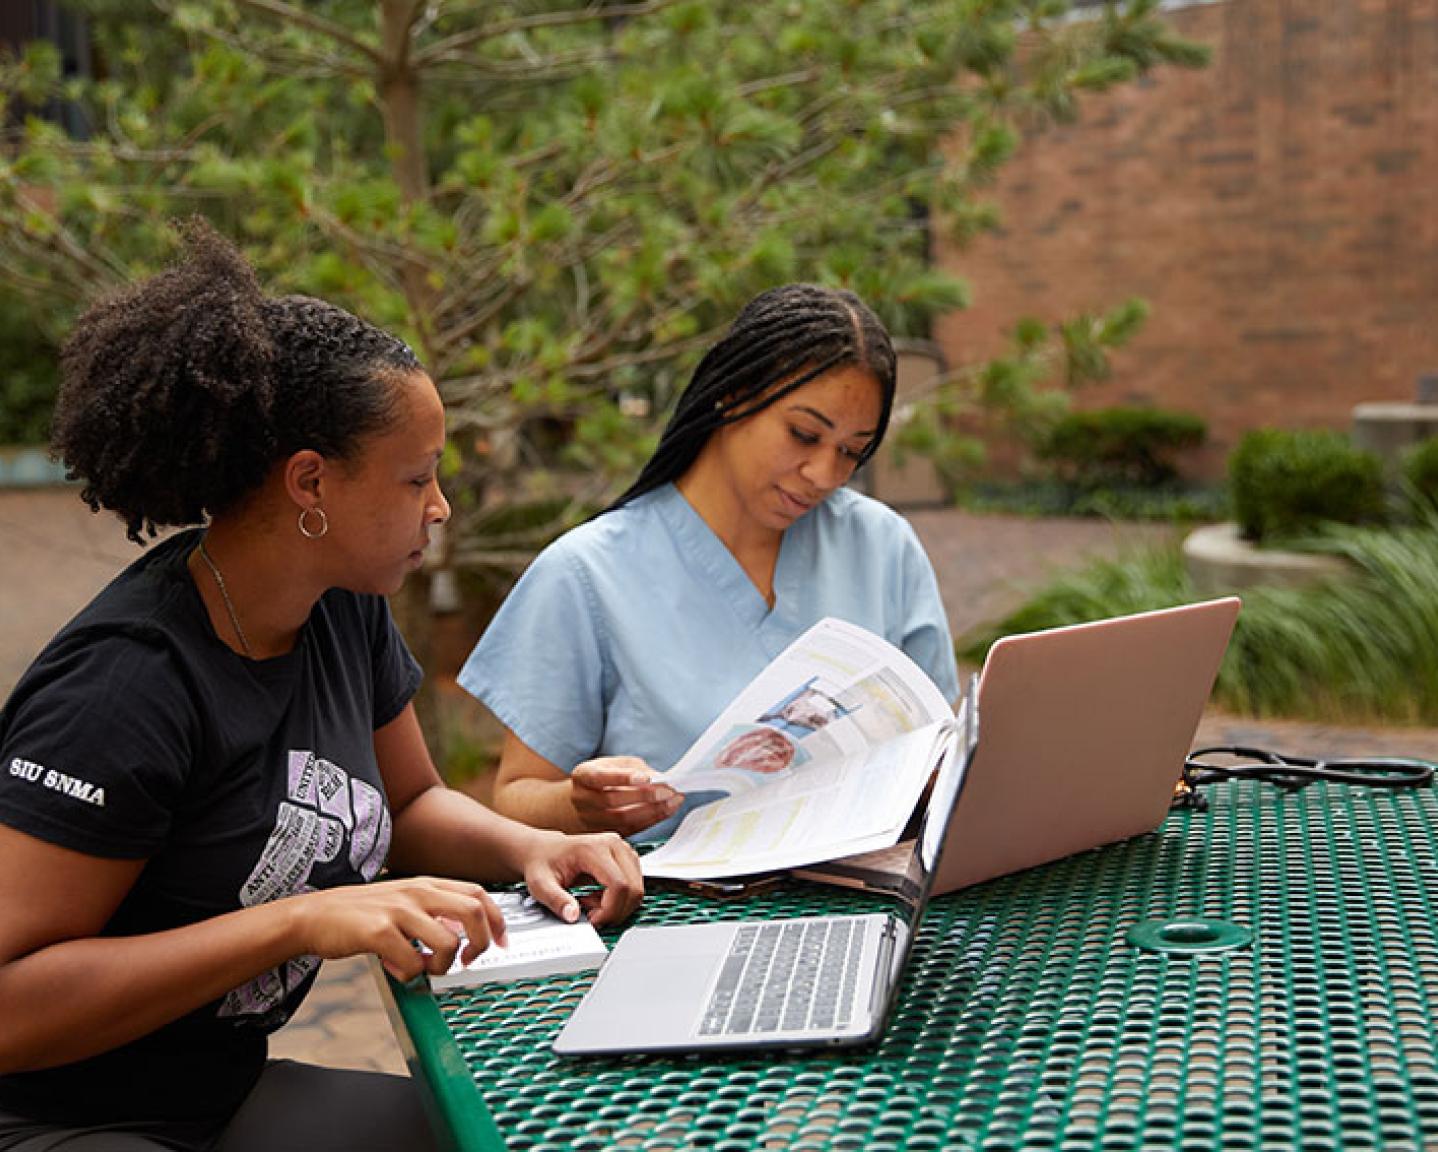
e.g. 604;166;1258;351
612;284;896;509
53;219;422;543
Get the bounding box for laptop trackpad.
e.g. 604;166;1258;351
554;924;728;1053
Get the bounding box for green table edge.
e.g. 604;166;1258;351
378;967;507;1152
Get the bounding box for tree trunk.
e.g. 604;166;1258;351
377;0;428;206
378;0;445;752
376;0;437;357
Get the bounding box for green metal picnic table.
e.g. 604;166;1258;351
380;779;1438;1151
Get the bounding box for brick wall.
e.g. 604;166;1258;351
934;0;1438;480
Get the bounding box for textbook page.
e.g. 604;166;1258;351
663;617;952;795
642;617;955;880
641;720;952;879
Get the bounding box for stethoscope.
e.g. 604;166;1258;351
1173;744;1434;809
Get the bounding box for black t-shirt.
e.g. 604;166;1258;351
0;528;421;1126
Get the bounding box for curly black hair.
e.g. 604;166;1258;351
53;218;422;543
611;283;896;509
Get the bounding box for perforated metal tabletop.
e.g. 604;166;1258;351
381;781;1438;1151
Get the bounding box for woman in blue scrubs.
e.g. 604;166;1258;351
459;284;959;840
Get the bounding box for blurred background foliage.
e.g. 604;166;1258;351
0;0;1207;573
1229;429;1387;543
961;516;1438;725
0;1;1213;752
0;294;58;443
1038;405;1206;490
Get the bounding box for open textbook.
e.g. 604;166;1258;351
640;617;963;881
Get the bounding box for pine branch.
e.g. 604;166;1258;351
431;218;637;358
734;68;824;98
11;189;129;292
432;284;523;370
226;0;385;66
0;248;71;297
414;1;681;66
433;242;527;331
565;330;713;381
419;48;613;82
181;25;372;79
305;208;412;297
432;152;655;338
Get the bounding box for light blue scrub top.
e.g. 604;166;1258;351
458;483;960;840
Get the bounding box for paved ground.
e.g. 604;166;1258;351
0;489;142;695
906;505;1179;646
4;486;1437;1078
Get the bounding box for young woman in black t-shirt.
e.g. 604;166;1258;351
0;220;643;1151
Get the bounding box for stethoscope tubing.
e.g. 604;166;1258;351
1183;745;1435;791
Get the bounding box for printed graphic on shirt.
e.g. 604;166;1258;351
219;750;391;1021
8;757;108;807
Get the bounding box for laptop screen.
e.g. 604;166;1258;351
877;678;980;942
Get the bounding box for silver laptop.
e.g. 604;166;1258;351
555;598;1240;1056
796;597;1242;897
552;687;979;1057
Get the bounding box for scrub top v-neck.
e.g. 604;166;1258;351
458;483;959;840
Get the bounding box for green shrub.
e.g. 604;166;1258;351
1228;429;1385;542
959;546;1188;665
963;518;1438;724
1038;406;1206;488
1403;437;1438;517
959;479;1228;522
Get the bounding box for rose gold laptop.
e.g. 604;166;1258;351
934;596;1240;893
797;597;1241;896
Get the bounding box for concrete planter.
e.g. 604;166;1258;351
1183;522;1353;597
1351;402;1438;469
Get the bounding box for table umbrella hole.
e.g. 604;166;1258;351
1127;918;1253;954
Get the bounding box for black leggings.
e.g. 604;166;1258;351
0;1061;439;1152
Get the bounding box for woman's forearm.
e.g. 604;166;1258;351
387;783;565;876
0;898;301;1074
488;774;587;835
385;785;646;929
0;870;504;1075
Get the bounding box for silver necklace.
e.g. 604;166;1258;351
196;537;254;659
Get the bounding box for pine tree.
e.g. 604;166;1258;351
0;1;1206;737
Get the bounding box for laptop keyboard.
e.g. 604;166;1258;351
698;918;870;1037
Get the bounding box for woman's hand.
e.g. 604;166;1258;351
520;828;645;927
490;731;682;836
570;756;684;835
289;877;509;983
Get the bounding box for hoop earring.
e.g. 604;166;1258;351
298;506;329;540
